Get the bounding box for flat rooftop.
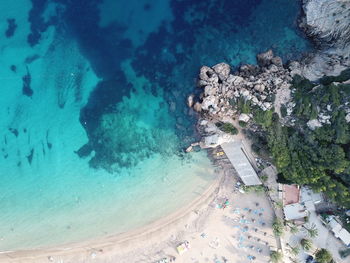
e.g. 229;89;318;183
221;141;261;186
283;184;300;205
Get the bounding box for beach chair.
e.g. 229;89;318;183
176;241;189;255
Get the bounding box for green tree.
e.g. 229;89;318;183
300;238;312;251
315;248;333;263
270;250;283;263
303;223;318;238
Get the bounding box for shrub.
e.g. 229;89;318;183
242;185;265;193
216;122;238;135
280;104;287;117
238;120;247;127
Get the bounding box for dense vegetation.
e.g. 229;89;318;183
216;122;238;135
246;69;350;208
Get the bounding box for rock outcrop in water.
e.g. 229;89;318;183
188;50;294;147
299;0;350;80
194;50;291;117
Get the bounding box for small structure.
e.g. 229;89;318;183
301;187;323;212
328;217;350;246
176;241;190;255
221;141;261;186
282;184;300;205
282;184;308;222
283;203;308;221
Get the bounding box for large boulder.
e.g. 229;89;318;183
193;102;202;112
199;66;219;83
201;96;217;110
212;63;231;81
257;49;274;67
239;113;250;123
187;94;194;108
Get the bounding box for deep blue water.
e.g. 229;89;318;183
0;0;311;249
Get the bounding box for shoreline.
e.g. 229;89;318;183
0;167;223;262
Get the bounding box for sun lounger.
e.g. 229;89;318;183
176;241;190;255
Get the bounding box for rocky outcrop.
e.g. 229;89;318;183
190;50;292;120
299;0;350;80
300;0;350;48
187;50;295;148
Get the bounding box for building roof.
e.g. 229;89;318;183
329;217;350;246
221;142;261;186
283;184;300;205
283;203;308;221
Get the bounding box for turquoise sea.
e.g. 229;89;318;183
0;0;310;250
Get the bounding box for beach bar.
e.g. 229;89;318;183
221;141;262;186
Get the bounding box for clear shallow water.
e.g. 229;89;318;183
0;0;310;250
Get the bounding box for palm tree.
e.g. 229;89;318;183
270;250;283;263
290;224;299;234
289;245;300;256
300;238;312;251
272;218;284;237
315;248;333;263
303;223;318;238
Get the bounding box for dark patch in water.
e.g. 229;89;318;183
79;72;130;132
4;136;7;145
54;0;132;79
42;142;46;155
143;3;151;10
10;65;17;72
22;67;33;97
75;143;92;158
17;161;21;167
46;130;52;149
4;153;8;159
27;148;34;164
25;54;40;64
28;0;58;46
5;18;17;38
8;128;18;137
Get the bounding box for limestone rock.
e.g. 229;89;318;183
193;102;202;112
239;113;250;123
204;85;217;96
307;119;322;130
201;96;217;110
212;63;231;81
199;66;219;83
257;49;274;67
254;84;265;92
187;94;194;108
227;75;244;86
271;56;283;67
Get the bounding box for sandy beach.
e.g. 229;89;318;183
0;160;278;263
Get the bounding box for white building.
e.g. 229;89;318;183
221;141;261;186
328;217;350;246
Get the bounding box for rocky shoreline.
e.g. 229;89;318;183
186;0;350;149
